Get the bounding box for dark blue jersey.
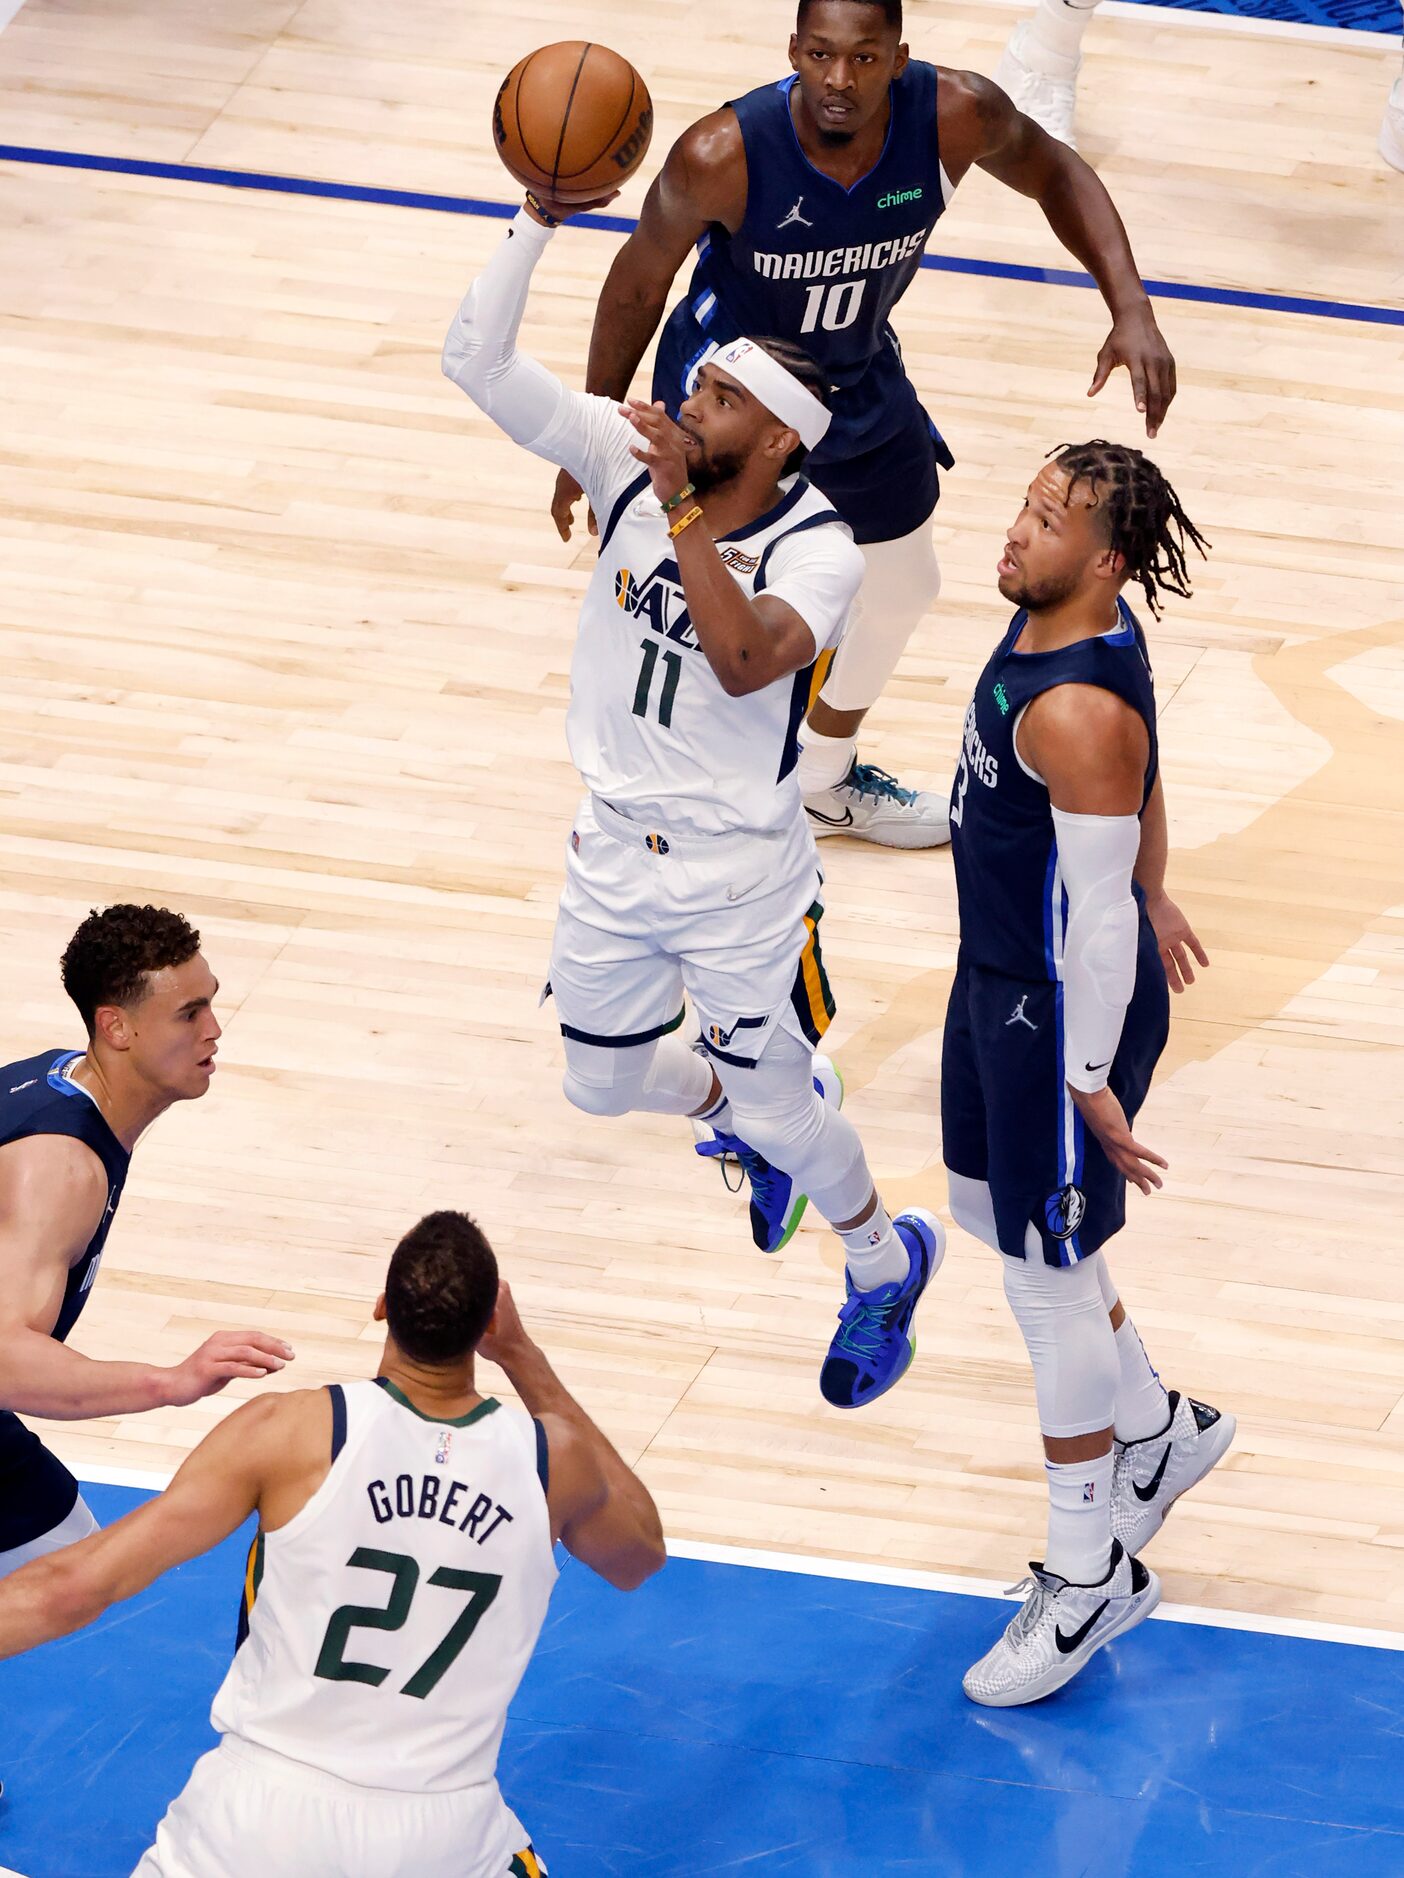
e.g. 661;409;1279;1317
0;1049;130;1342
949;598;1159;982
678;61;951;454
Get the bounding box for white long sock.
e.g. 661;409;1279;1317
1028;0;1101;69
695;1083;734;1136
1113;1318;1171;1443
796;727;856;796
1044;1451;1114;1584
838;1200;909;1290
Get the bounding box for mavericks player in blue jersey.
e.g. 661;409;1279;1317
943;443;1233;1707
0;904;292;1579
553;0;1176;850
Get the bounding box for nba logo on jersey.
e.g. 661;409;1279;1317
434;1429;452;1466
1083;1480;1097;1504
645;833;670;855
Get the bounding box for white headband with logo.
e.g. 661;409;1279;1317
711;337;832;451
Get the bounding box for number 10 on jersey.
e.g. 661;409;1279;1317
799;279;865;335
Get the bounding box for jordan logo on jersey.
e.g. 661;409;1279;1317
615;565;700;650
777;195;813;229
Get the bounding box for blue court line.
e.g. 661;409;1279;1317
3;141;1404;331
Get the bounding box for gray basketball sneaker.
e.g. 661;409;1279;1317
804;760;951;849
1111;1390;1236;1556
963;1540;1160;1708
993;22;1079;150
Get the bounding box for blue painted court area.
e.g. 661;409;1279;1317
1;1485;1402;1876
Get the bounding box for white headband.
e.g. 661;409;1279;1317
711;337;832;452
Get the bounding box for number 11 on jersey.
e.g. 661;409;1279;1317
632;638;682;728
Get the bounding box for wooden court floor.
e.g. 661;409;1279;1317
0;0;1402;1628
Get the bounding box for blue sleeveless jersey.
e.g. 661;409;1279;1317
949;598;1159;982
676;61;951;455
0;1049;130;1341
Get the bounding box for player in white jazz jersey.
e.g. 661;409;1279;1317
442;187;945;1411
0;1210;666;1876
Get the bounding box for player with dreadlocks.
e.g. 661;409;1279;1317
940;441;1229;1707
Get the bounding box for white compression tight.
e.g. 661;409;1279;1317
815;521;942;717
948;1171;1117;1440
562;1025;879;1226
0;1493;99;1580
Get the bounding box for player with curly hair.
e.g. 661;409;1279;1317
0;904;293;1577
944;443;1231;1707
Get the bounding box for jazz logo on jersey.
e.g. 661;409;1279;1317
1045;1184;1087;1242
615;566;699;650
645;833;671;855
434;1429;453;1467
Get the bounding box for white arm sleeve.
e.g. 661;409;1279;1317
759;523;864;658
1052;806;1142;1095
440;212;639;514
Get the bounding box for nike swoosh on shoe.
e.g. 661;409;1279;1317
1132;1446;1173;1503
1055;1600;1110;1654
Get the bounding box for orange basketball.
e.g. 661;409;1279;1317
492;42;653;206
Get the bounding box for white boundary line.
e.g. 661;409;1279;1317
78;1467;1404;1653
971;0;1401;51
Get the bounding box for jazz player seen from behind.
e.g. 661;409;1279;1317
552;0;1176;849
0;904;292;1579
944;443;1232;1706
442;190;943;1410
0;1211;665;1876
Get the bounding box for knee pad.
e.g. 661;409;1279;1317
560;1037;652;1118
1002;1252;1118;1440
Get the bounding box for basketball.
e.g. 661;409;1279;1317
492;42;653;205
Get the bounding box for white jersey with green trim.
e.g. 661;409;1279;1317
442;212;864;839
212;1378;557;1794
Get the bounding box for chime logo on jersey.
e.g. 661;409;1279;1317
614;564;699;649
1045;1184;1087;1241
992;680;1010;716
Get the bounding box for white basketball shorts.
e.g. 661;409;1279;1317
130;1736;545;1878
545;795;835;1067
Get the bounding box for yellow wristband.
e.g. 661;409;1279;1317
667;504;705;539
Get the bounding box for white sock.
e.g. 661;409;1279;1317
839;1201;909;1290
1043;1451;1114;1584
796;727;857;796
1113;1317;1171;1444
695;1084;734;1136
1027;0;1100;70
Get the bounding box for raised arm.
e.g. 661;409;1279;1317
938;69;1176;437
0;1137;292;1420
552;112;747;540
477;1284;665;1592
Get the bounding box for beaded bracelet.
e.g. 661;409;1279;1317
667;505;705;539
660;482;696;515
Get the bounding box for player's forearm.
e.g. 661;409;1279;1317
672;521;780;695
1133;775;1169;901
0;1332;172;1419
1038;159;1151;319
495;1340;664;1549
584;244;672;400
0;1546;112;1658
441;211;572;445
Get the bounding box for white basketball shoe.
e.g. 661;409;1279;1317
1381;77;1404;174
963;1540;1160;1707
994;22;1080;150
804;759;951;849
1111;1391;1236;1556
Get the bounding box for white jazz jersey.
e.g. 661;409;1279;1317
442;213;865;839
212;1380;557;1794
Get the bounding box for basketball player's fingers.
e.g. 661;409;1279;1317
1161;946;1185;993
1187;930;1210;968
1128;356;1150;420
225;1330;296;1361
1127;1135;1169;1175
1173;944;1197;988
1087;343;1115;398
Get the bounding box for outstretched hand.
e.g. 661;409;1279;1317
1145;890;1209;993
1088;304;1177;438
1069;1084;1168;1196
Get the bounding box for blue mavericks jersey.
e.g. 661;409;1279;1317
678;62;952;453
0;1049;130;1341
949;598;1159;982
